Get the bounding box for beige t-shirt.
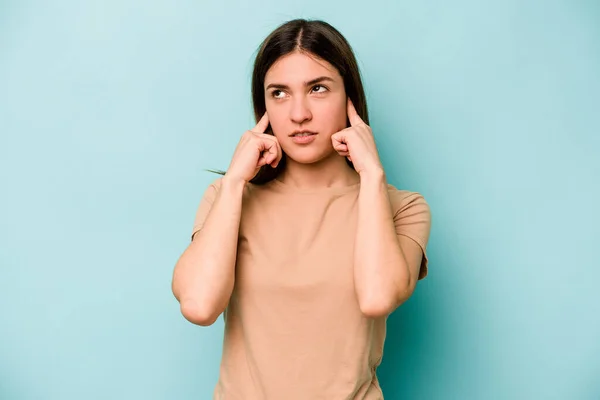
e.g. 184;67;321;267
191;177;431;400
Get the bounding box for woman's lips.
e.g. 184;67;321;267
290;132;317;144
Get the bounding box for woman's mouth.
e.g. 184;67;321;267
290;131;317;144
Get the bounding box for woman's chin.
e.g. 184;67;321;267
285;149;339;165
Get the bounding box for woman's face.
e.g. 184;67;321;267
264;51;347;164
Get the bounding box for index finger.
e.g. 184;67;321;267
347;98;363;127
253;112;270;133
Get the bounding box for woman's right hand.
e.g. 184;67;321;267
224;113;282;184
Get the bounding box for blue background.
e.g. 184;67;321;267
1;1;599;399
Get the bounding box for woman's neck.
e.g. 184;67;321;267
277;152;360;190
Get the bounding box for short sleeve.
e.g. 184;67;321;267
391;190;432;280
190;178;222;241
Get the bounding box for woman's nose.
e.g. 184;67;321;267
290;97;312;124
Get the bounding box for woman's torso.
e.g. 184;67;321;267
214;179;386;400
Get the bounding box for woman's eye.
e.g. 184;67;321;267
272;90;285;99
312;85;328;93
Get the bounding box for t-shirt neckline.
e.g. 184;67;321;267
269;178;361;195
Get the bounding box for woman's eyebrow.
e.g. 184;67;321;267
305;76;335;86
265;76;335;90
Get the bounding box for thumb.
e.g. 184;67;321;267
331;131;349;152
331;130;347;145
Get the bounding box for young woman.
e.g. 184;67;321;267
172;18;431;400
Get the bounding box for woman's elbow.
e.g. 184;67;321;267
180;299;219;326
359;286;415;318
359;300;396;319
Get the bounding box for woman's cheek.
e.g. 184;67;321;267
321;101;347;131
268;116;288;139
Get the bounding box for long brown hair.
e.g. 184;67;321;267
211;19;369;184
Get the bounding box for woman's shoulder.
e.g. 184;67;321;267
197;176;224;202
202;176;269;199
385;183;430;215
207;176;223;188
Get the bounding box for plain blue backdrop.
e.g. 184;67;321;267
1;0;599;399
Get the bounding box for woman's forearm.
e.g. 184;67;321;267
172;177;246;326
354;170;412;318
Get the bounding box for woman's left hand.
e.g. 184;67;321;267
331;98;384;176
